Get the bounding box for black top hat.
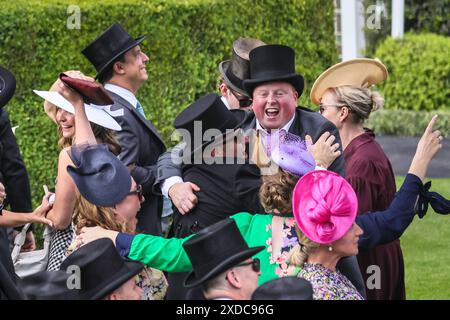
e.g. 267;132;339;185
183;218;264;288
173;93;249;158
67;144;131;207
20;270;81;300
60;238;144;300
219;38;266;97
243;44;305;96
0;66;16;109
82;23;145;79
251;276;313;300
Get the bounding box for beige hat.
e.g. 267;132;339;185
310;58;388;105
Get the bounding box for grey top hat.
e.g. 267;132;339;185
219;38;266;97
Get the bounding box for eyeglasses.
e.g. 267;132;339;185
230;89;253;108
128;184;143;202
319;103;346;114
235;258;260;273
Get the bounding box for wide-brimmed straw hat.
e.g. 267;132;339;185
310;58;388;105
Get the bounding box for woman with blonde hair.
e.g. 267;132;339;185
310;58;421;299
35;71;122;271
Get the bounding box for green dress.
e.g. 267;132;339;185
128;212;300;285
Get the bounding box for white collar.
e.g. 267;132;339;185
256;113;296;133
220;96;231;110
104;83;138;108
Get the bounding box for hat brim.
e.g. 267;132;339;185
86;259;144;300
34;90;122;131
187;109;250;159
243;73;304;97
95;36;145;80
292;170;358;244
184;245;264;288
0;66;16;109
218;60;249;97
310;58;388;105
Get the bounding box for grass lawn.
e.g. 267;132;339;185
396;176;450;300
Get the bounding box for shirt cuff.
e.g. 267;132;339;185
161;176;184;198
116;233;135;257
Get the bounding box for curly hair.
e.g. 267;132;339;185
259;169;299;215
73;191;133;234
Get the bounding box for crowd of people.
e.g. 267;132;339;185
0;22;449;300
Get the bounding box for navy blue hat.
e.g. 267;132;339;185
243;45;304;96
0;66;16;108
67;144;131;207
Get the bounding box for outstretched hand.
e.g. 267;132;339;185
78;226;119;246
409;115;443;180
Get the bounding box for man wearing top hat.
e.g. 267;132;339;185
156;44;345;215
182;218;264;300
82;23;166;236
156;37;266;217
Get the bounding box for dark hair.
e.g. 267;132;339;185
97;53;126;84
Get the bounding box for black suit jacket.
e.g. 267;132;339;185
0;109;32;213
107;90;166;235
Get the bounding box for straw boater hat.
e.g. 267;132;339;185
310;58;388;105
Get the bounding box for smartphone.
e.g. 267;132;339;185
43;185;55;205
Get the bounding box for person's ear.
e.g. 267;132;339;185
219;83;228;97
225;269;242;289
339;106;350;122
113;61;126;75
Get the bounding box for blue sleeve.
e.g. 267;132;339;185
356;173;422;250
116;233;135;257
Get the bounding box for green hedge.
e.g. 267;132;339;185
0;0;337;208
366;109;450;137
374;33;450;111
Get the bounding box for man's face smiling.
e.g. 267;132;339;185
122;45;149;86
252;82;298;130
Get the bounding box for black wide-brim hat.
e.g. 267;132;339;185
251;276;313;300
66;144;131;207
82;22;145;79
20;270;81;300
183;219;264;288
243;44;304;97
60;238;144;300
173;93;249;159
0;66;16;109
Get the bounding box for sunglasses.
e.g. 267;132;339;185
235;258;260;272
230;89;253;108
128;184;143;202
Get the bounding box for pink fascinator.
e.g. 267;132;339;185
292;170;358;244
265;130;316;177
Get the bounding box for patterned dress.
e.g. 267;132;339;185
299;262;364;300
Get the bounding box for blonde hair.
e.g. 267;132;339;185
73;191;133;234
330;85;384;123
288;226;321;266
259;169;299;214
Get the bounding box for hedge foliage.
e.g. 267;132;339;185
374;33;450;111
0;0;337;207
366;109;450;137
363;0;449;55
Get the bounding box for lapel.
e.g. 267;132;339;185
107;90;165;145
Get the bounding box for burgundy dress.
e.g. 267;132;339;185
344;130;405;300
